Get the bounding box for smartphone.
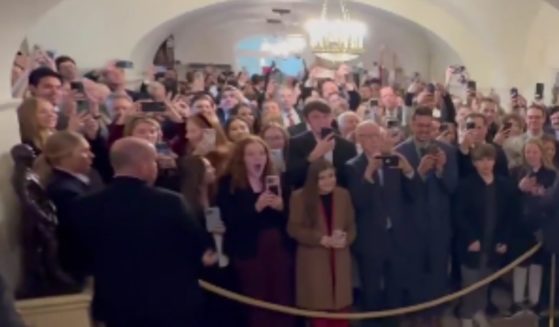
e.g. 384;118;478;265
205;207;224;233
536;83;545;99
155;143;173;156
451;65;465;74
466;121;476;130
426;83;436;94
378;155;399;168
70;81;85;93
510;87;519;99
425;144;440;156
321;127;334;140
387;120;399;129
503;122;512;130
115;60;134;69
46;50;56;59
141;101;166;113
265;175;281;196
467;80;477;92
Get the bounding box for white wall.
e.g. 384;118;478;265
0;0;66;291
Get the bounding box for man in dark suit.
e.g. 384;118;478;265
46;167;94;282
287;99;357;189
395;107;459;326
346;121;419;327
68;137;216;327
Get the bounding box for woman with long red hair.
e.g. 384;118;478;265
217;135;295;327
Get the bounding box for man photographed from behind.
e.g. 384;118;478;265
69;137;216;327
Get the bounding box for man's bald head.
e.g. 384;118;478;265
356;121;381;134
111;137;158;183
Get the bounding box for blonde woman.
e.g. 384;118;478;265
17;97;58;155
510;139;557;315
123;116;182;191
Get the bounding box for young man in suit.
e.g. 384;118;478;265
395;107;459;327
287;99;357;189
68;137;217;327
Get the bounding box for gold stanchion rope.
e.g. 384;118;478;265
199;243;541;320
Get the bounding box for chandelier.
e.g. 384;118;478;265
305;0;366;62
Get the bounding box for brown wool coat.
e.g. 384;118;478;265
287;187;356;311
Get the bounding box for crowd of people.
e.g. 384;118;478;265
6;45;559;327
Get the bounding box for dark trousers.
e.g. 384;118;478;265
234;229;295;327
357;254;415;327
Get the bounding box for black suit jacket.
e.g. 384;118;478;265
68;177;207;322
46;169;92;279
216;175;291;259
287;131;357;189
345;154;420;259
454;174;518;268
287;122;307;137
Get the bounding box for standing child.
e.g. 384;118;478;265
288;159;356;327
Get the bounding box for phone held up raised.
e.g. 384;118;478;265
467;80;477;92
70;81;85;93
535;83;545;100
321;127;334;140
377;155;399;168
510;87;519;99
115;60;134;69
141;102;166;113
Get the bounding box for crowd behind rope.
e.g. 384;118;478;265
7;47;559;327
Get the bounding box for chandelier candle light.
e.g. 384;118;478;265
305;0;366;62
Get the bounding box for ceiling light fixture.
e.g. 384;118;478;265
305;0;366;62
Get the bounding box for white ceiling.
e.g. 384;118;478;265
172;0;428;36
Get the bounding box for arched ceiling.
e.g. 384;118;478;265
126;0;490;81
6;0;559;98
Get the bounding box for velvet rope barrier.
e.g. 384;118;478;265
198;243;542;320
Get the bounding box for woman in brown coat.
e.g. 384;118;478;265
288;159;356;327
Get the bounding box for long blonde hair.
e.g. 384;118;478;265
17;97;54;151
34;131;87;184
522;138;555;171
